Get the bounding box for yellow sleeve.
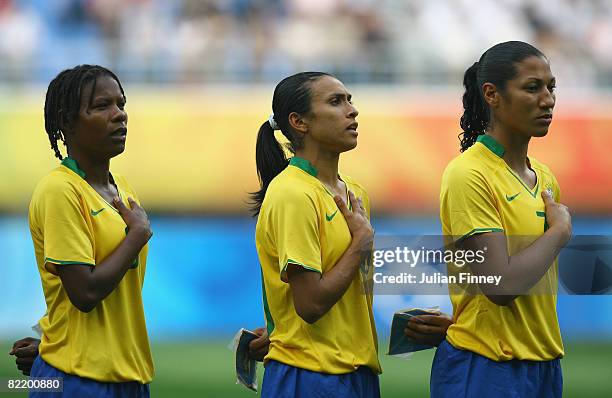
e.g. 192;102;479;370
441;164;503;240
36;179;95;267
270;188;322;282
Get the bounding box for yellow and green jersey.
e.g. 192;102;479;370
440;134;563;361
29;157;154;383
256;156;381;375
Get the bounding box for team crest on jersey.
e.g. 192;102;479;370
359;251;374;294
545;184;554;196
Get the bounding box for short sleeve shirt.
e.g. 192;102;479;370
255;157;381;374
29;158;154;383
440;135;563;361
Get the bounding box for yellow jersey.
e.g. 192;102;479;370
256;157;381;374
440;135;563;361
29;158;154;383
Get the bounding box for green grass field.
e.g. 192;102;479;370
1;340;611;397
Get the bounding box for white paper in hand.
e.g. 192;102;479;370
228;328;259;392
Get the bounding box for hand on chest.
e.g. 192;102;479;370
495;170;553;234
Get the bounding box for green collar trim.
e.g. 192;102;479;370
61;157;86;179
477;134;505;158
289;156;318;177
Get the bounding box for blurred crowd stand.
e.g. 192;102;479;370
0;0;611;87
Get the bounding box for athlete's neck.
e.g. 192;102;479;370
487;129;531;174
294;148;341;189
67;150;111;186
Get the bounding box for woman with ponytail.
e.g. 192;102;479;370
434;41;572;397
252;72;381;397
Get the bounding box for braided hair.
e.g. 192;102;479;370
459;41;545;152
44;65;125;160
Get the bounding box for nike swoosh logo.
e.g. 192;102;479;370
505;192;521;202
91;208;106;216
326;210;338;221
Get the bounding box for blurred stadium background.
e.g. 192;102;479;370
1;0;611;397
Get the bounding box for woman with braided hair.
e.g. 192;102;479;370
433;41;572;397
27;64;153;397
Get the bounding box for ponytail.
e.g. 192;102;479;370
249;71;331;217
250;121;289;216
458;41;547;152
459;62;488;152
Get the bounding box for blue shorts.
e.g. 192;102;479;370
262;360;380;398
29;356;150;398
431;339;562;398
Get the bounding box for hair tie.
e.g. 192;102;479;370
268;114;279;130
